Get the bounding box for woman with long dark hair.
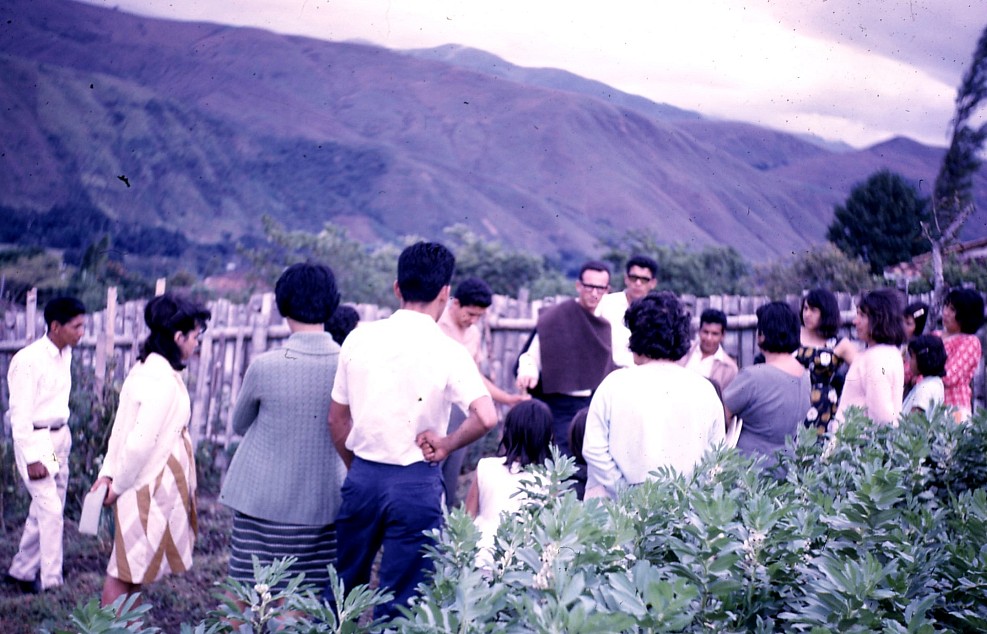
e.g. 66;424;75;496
91;293;211;607
833;289;905;428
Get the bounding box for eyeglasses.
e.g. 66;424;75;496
579;281;610;294
626;274;653;284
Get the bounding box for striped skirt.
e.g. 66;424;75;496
108;431;197;584
228;512;337;590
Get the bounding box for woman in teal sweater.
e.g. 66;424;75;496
220;262;346;590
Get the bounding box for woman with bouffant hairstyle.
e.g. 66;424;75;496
582;292;724;499
91;293;211;607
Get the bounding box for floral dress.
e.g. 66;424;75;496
795;338;844;434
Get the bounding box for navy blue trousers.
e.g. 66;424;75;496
327;457;444;621
539;393;591;457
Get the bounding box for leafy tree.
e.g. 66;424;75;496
602;232;751;296
925;24;987;327
245;216;402;307
827;170;930;275
753;243;874;297
0;247;67;304
441;225;569;298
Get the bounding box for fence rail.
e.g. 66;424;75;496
3;287;979;451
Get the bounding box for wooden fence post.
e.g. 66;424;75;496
25;288;37;343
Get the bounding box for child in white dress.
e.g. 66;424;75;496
902;335;946;416
465;400;554;568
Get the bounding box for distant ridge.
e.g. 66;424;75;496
1;0;984;266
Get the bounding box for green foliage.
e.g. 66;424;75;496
752;242;875;297
244;216;402;308
930;24;987;238
41;593;160;634
442;224;570;298
603;232;752;295
0;246;67;304
54;395;987;632
827;170;930;274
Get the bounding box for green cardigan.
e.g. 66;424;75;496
219;331;345;525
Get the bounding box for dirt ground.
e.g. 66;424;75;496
0;471;479;633
0;496;233;633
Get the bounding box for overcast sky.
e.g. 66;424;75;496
79;0;985;148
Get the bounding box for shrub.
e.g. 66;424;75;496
55;406;987;632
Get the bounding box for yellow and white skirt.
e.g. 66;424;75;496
108;432;198;584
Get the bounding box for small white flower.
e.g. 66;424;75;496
254;583;270;596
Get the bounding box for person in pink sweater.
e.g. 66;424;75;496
935;288;984;421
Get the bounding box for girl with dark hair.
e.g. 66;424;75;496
935;288;985;421
902;301;931;393
902;335;947;415
834;289;905;428
723;302;810;463
466;399;554;568
91;293;211;607
796;289;855;435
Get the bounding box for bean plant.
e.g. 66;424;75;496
56;406;987;632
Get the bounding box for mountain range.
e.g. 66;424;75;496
2;0;985;271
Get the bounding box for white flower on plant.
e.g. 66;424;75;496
532;542;560;590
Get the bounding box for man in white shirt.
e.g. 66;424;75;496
328;242;496;620
5;296;86;593
596;255;659;367
438;277;527;507
682;308;739;391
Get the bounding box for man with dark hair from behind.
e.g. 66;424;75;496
597;255;659;367
328;242;496;620
681;308;739;391
438;277;528;508
516;260;617;455
6;296;87;593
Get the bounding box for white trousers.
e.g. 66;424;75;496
9;426;71;590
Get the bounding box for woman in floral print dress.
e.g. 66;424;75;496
795;289;856;435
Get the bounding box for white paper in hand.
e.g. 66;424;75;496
79;483;107;535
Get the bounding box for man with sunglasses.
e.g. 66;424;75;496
516;261;617;455
597;255;659;367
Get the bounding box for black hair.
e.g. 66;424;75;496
453;277;493;308
699;308;727;331
275;261;340;324
397;241;456;303
625;255;658;278
325;305;360;345
756;301;801;353
802;288;841;339
578;260;611;282
945;288;985;335
569;407;588;467
498;399;554;469
139;294;211;370
903;301;930;338
625;291;691;361
858;289;905;346
43;297;87;328
908;334;947;378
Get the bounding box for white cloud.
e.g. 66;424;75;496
77;0;983;148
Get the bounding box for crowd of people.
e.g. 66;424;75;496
3;244;985;622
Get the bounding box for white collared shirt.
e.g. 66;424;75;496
332;309;489;465
6;335;73;464
684;342;730;379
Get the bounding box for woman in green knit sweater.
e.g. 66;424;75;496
219;262;346;590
